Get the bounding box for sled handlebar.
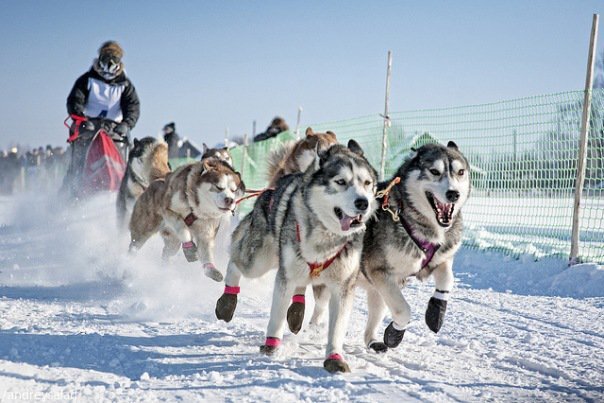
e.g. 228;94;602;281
65;115;126;143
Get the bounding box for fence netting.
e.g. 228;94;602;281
230;90;604;264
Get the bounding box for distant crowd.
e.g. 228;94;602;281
0;145;68;195
0;116;290;196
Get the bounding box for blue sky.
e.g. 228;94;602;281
1;0;603;149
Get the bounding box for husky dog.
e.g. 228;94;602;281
266;127;337;187
116;137;170;229
129;158;245;281
202;143;233;167
215;127;338;324
358;142;471;352
219;141;377;373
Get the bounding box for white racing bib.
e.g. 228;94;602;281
84;77;125;122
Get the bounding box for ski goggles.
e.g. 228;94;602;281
99;54;121;75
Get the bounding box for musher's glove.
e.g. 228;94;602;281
114;122;129;136
73;120;94;132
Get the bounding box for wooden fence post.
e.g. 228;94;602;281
570;13;599;265
379;51;393;181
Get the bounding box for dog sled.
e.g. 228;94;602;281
61;115;127;198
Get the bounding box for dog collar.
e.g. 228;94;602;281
167;207;198;227
184;213;198;226
295;223;348;277
399;213;440;269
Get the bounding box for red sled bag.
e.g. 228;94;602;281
81;131;126;195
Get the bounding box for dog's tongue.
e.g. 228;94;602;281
340;214;360;231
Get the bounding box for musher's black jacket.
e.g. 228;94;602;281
66;68;140;129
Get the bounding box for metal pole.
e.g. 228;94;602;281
241;133;248;175
570;13;599;265
295;106;303;139
379;50;393;181
252;120;257;138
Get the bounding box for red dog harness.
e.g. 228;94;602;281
295;223;348;278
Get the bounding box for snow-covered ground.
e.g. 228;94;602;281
0;192;603;402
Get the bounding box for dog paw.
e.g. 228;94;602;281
215;293;238;322
323;354;350;373
203;263;224;282
425;297;447;333
182;241;198;262
286;298;305;334
259;344;278;355
259;337;280;355
368;341;388;353
383;322;406;348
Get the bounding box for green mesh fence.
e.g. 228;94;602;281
231;90;604;264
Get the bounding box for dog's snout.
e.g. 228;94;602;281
354;197;369;211
446;190;460;203
224;197;234;206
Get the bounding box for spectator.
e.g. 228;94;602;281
253;117;289;142
162;122;181;159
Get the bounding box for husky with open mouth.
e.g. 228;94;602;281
129;158;245;281
218;141;377;373
356;141;471;352
215;128;338;324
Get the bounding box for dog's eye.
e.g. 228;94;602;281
335;179;346;186
430;169;441;176
458;169;465;176
364;180;372;187
213;185;225;192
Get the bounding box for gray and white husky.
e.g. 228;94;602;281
215;128;338;326
217;141;378;373
356;141;471;352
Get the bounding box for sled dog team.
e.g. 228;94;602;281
121;128;471;373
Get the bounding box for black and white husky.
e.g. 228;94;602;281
116;137;170;229
357;141;471;352
217;141;378;373
202;143;233;167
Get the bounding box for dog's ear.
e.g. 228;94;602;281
348;139;364;157
133;138;139;147
222;147;228;151
235;172;245;194
447;141;459;150
306;135;319;149
305;127;315;137
202;157;213;172
312;142;322;171
326;130;337;140
203;143;209;153
407;147;418;161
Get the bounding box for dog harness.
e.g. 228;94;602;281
400;213;440;269
377;176;440;269
165;207;198;227
295;223;348;278
235;188;271;205
183;213;198;226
